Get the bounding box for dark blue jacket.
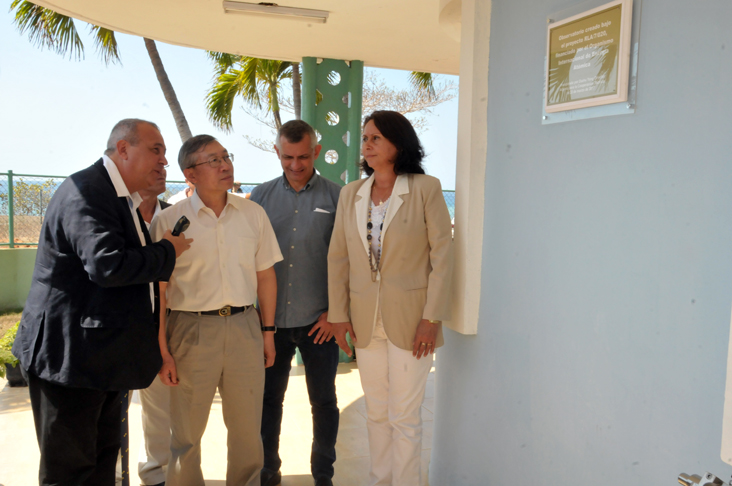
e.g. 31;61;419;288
13;159;176;390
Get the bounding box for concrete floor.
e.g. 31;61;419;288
0;360;435;486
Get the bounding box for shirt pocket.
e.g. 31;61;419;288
312;209;336;243
238;236;258;270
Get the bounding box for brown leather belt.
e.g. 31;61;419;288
195;305;251;317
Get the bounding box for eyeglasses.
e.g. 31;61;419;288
189;153;234;169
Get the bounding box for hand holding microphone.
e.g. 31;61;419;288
163;215;193;257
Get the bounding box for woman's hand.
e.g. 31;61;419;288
412;319;440;359
331;321;357;357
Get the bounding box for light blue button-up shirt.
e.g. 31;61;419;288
250;172;341;328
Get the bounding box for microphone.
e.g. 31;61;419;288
171;216;190;236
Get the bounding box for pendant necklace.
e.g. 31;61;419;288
367;199;389;282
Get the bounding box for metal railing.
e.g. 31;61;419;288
0;171;456;247
1;171;67;248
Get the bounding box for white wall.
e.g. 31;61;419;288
432;0;732;484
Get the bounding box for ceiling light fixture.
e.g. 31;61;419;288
222;1;329;23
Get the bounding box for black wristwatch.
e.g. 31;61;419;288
261;326;276;333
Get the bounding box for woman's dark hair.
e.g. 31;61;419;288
360;111;425;176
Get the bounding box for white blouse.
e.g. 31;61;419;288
369;197;391;265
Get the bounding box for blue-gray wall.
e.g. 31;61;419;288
432;0;732;484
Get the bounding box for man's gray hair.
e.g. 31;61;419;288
276;120;318;150
104;119;160;155
178;134;218;172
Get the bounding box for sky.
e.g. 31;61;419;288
0;8;459;188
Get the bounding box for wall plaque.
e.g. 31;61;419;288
545;0;633;113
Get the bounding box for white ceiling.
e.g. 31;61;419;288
36;0;461;74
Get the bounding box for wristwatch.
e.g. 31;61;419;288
261;326;277;333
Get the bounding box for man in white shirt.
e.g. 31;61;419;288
151;134;283;486
137;168;173;486
115;168;174;486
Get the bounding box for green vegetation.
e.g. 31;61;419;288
0;178;56;216
0;321;20;378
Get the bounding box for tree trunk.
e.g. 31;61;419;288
270;83;282;129
143;38;192;142
291;62;301;120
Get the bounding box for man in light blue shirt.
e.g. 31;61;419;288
250;120;342;486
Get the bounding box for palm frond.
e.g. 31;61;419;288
276;60;293;78
205;57;297;131
10;0;84;61
89;25;120;65
240;57;262;104
205;71;243;132
207;51;240;75
409;71;436;98
205;55;264;131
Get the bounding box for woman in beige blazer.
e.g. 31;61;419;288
328;111;453;486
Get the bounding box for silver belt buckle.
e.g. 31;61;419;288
219;305;232;317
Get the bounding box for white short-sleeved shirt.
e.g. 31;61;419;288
150;190;283;312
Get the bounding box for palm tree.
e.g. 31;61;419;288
206;54;300;132
143;38;192;140
10;0;192;142
207;55;438;134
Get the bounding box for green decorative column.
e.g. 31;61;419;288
301;57;364;186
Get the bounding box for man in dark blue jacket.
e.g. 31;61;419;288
12;118;192;486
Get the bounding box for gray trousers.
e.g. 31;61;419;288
166;308;265;486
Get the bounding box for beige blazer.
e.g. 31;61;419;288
327;173;453;350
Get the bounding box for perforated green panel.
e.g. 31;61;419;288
301;57;363;186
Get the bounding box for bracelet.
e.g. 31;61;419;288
261;326;276;333
427;319;441;324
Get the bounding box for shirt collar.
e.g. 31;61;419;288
190;188;205;214
102;155;142;209
280;171;318;192
153;200;162;219
225;192;242;212
190;188;240;215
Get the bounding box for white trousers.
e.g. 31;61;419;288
356;315;433;486
138;376;172;485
